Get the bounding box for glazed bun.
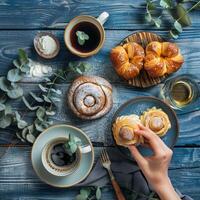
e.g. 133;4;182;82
144;41;184;77
140;107;171;137
110;42;145;80
112;114;143;146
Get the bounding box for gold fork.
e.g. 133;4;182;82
100;149;126;200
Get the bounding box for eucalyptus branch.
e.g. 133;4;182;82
144;0;200;39
176;0;200;22
18;61;92;143
0;48;92;144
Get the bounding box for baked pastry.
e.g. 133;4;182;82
110;42;145;80
140;107;171;137
68;76;113;119
144;41;184;77
112;114;143;146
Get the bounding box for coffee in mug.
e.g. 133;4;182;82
64;12;109;57
41;137;91;176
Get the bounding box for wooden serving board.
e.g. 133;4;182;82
120;32;168;88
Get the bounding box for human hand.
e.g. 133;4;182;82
128;124;180;200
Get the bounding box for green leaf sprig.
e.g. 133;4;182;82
63;134;82;156
124;188;160;200
76;187;101;200
145;0;200;39
0;48;92;143
0;49;29;129
145;0;163;28
76;31;89;45
16;61;92;143
75;186;161;200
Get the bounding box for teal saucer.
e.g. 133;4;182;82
31;124;94;188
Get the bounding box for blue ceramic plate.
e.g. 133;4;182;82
112;96;179;161
31;124;94;188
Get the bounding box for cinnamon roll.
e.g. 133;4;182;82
140;107;171;137
68;76;113;119
112;114;143;146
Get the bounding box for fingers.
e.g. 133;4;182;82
135;129;161;154
138;123;147;130
128;145;146;166
136;124;171;154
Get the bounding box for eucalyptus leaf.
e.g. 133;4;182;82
39;84;48;92
70;143;78;154
77;63;92;74
74;136;81;144
18;49;28;64
0;114;12;128
36;107;46;121
50;88;62;95
7;85;23;99
0;77;11;92
44;77;51;82
22;96;39;110
15;111;28;129
7;69;23;82
174;21;183;33
49;96;61;103
22;127;28;139
46;110;56;116
145;13;152;22
47;120;53;125
35;121;46;132
17;120;28;129
175;4;192;26
76;31;89;46
34;119;49;132
169;30;179;39
42;95;52;103
16;132;26;142
160;0;173;9
26;133;36;143
152;17;162;28
27;124;35;135
146;0;156;11
75;194;87;200
20;64;30;73
4;104;12;115
29;92;44;102
0;103;5;111
68;62;92;75
80;189;90;199
96;187;101;200
13;59;21;68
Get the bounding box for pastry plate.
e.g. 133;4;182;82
120;31;168;88
112;96;179;161
31;124;94;188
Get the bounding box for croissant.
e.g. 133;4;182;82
144;41;184;77
112;115;143;146
68;76;113;120
110;42;145;80
140;107;171;137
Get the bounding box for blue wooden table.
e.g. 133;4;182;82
0;1;200;199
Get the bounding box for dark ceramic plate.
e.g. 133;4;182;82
112;96;179;161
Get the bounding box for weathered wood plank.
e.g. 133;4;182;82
0;0;199;30
0;82;199;146
0;146;199;199
0;30;200;81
